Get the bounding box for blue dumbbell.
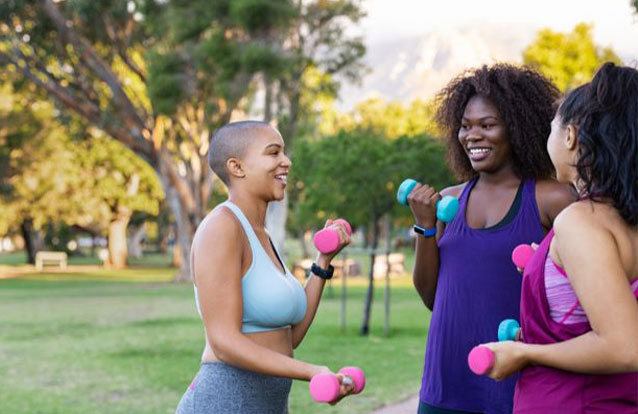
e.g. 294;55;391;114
498;319;520;342
397;178;459;223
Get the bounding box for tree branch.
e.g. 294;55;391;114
158;146;199;227
102;13;147;83
24;39;102;108
39;0;149;144
0;49;153;158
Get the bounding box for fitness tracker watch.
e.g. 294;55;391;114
310;262;335;280
413;224;437;238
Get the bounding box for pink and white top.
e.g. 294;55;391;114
545;254;638;324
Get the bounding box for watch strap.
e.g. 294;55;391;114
310;262;335;280
414;224;437;237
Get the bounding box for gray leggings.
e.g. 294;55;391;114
175;362;292;414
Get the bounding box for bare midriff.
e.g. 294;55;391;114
201;327;293;362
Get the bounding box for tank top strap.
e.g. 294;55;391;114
520;179;542;221
457;176;479;210
217;200;261;255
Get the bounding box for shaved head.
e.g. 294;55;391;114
208;120;274;186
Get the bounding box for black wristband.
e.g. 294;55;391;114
310;262;334;280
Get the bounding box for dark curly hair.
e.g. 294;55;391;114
435;64;560;181
558;62;638;225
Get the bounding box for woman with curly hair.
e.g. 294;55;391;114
407;64;576;413
478;62;638;413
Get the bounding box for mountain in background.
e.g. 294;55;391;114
336;23;540;111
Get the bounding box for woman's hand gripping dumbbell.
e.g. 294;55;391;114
512;244;535;270
309;366;366;404
468;319;521;375
511;242;539;272
397;179;460;228
313;219;352;255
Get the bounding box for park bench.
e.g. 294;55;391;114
35;251;68;271
372;253;405;279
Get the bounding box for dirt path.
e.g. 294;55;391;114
372;394;420;414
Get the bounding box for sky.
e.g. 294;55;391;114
337;0;638;110
359;0;637;60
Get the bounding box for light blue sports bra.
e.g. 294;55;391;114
194;201;307;333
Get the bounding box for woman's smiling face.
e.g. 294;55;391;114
458;95;513;174
240;127;291;202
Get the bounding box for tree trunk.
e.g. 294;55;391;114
166;188;196;281
264;75;273;122
172;239;181;268
108;209;131;269
361;225;369;249
300;230;311;258
91;234;97;257
383;215;392;337
360;217;381;335
127;224;146;259
20;218;38;264
265;193;288;255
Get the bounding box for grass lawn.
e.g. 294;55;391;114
0;251;175;268
0;270;431;414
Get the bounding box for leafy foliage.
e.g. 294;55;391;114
523;23;621;92
288;130;453;233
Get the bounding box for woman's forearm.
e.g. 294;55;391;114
213;331;322;380
291;256;331;347
412;236;440;310
522;331;638;374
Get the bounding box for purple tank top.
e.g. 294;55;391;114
420;178;545;413
514;229;638;413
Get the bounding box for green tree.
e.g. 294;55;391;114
322;97;440;139
273;1;366;141
523;23;621;92
0;0;294;278
0;84;84;263
0;1;365;278
75;134;164;268
257;1;367;251
289;130;453;334
0;88;163;267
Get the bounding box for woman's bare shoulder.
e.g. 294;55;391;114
440;182;468;199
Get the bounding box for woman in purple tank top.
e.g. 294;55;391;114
477;63;638;413
408;65;575;414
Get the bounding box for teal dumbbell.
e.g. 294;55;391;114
397;178;459;223
469;319;522;376
498;319;520;342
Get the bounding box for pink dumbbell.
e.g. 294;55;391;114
468;346;495;375
309;366;366;403
313;219;352;254
512;244;535;269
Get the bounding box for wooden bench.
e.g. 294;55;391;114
35;251;68;271
373;253;405;279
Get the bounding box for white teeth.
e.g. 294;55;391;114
469;148;491;155
275;174;287;184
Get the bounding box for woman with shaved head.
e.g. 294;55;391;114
175;121;353;413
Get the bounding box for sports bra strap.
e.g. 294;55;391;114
218;201;261;253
